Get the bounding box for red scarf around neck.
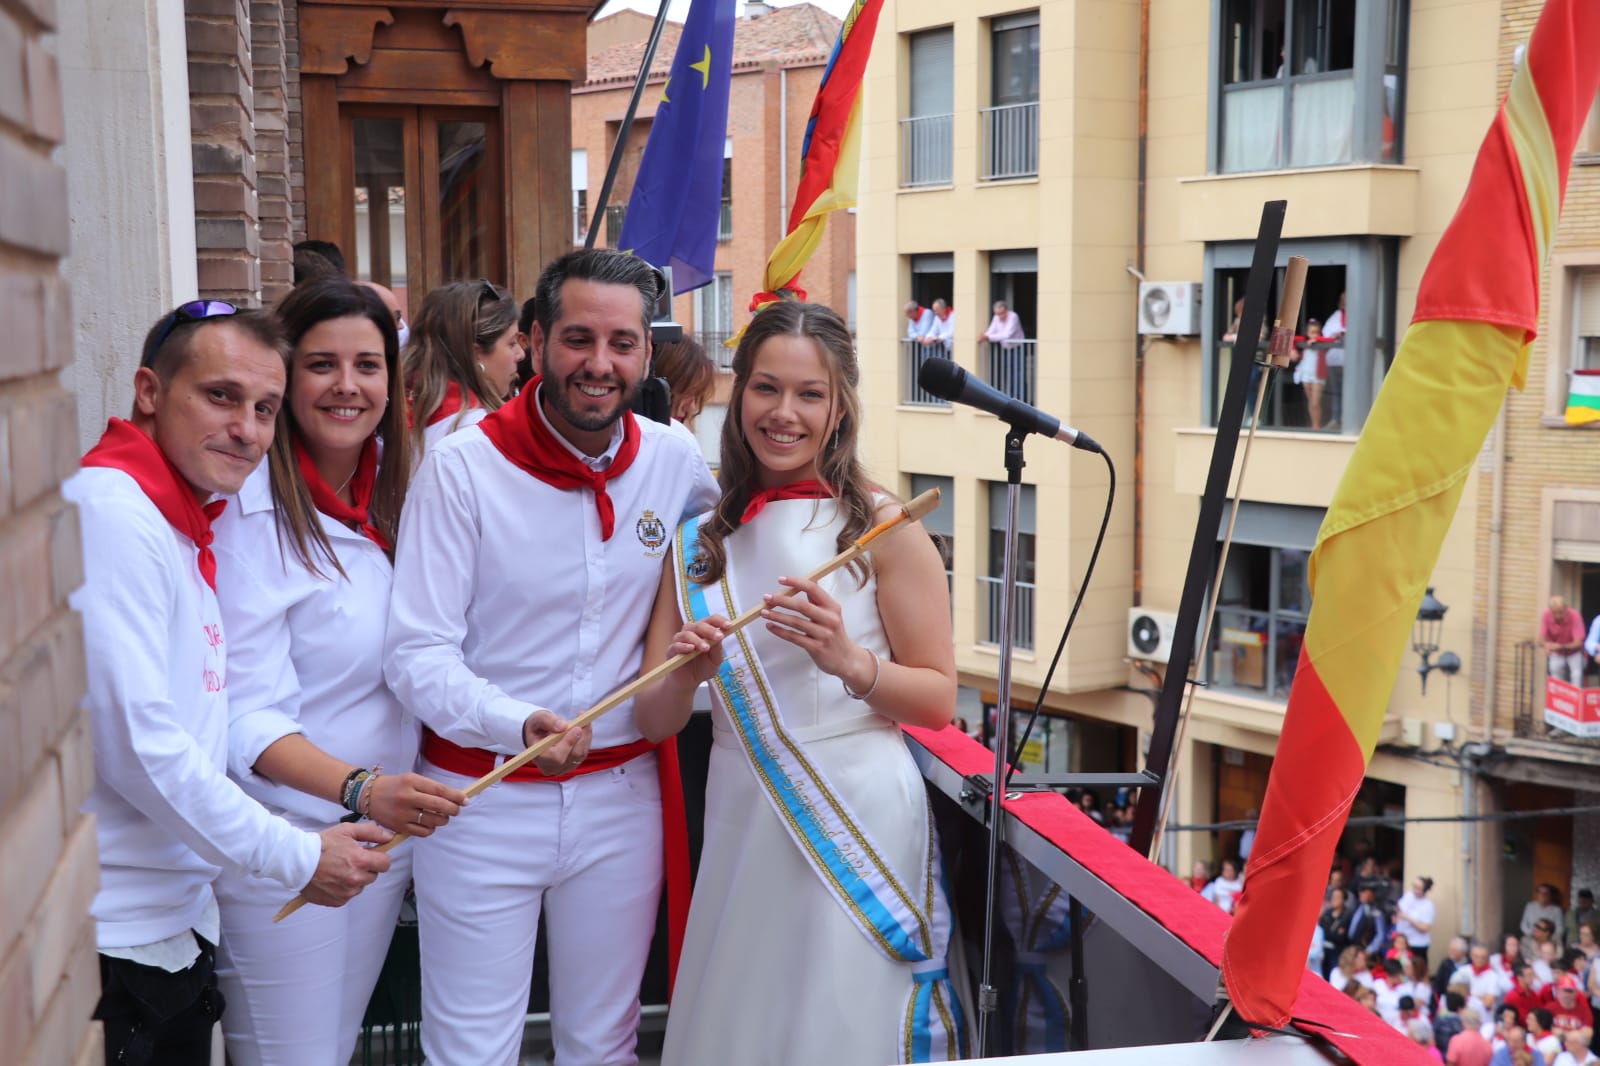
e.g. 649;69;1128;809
425;380;480;428
480;378;640;540
740;479;834;525
294;435;391;551
81;418;227;590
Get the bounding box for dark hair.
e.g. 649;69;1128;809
294;239;346;277
533;248;660;340
1383;959;1404;977
1419;876;1434;894
268;277;409;575
1530;1008;1553;1031
518;297;538;338
403;279;518;455
1445;991;1465;1012
691;300;876;588
1398;996;1415;1011
651;336;716;422
1514;961;1533;977
139;306;287;385
1580;888;1594;900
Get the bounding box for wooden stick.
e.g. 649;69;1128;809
274;488;942;922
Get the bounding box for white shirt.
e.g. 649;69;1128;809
1202;875;1244;914
1374;979;1404;1025
926;310;955;343
983;311;1025;343
423;404;489;454
386;405;720;755
66;468;320;952
906;307;935;340
1555;1050;1600;1066
1322;308;1346;367
1455;963;1512;1003
1396;891;1436;947
212;463;419;825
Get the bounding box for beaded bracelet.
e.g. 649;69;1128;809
843;650;882;701
340;768;371;814
356;768;381;818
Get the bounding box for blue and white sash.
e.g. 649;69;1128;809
1002;849;1072;1053
674;515;967;1063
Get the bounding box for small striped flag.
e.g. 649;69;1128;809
1566;368;1600;425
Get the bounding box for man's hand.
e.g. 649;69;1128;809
303;822;393;907
523;710;593;776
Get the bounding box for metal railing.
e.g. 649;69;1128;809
899;113;954;187
901;340;951;406
572;205;587;245
981;101;1040;180
1514;638;1537;738
696;331;734;372
604;204;627;248
982;339;1036;407
977;575;1036;652
718;200;732;241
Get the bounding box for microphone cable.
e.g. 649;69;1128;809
1003;446;1115;791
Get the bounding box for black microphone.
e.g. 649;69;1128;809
917;358;1103;453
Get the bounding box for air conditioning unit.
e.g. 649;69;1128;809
1127;607;1180;664
1137;281;1203;336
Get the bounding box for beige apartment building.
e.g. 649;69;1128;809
856;0;1600;947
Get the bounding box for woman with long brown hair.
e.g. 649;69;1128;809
633;300;963;1064
404;278;521;454
210;276;468;1066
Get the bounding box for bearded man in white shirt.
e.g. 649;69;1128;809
386;249;719;1066
69;303;394;1066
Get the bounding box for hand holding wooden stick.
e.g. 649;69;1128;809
273;488;942;922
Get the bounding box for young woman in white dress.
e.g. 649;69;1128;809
404;278;522;453
634;300;966;1064
211;277;469;1066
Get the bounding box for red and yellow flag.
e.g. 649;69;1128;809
1221;0;1600;1029
756;0;883;305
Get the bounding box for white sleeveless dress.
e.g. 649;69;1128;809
662;498;941;1066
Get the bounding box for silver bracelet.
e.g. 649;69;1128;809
843;650;881;701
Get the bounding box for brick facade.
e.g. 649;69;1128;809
0;0;101;1061
284;0;305;245
188;0;262;304
253;0;294;302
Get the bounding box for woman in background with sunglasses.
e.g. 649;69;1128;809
210;277;469;1066
404;278;522;455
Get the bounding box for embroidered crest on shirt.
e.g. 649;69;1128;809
636;509;668;556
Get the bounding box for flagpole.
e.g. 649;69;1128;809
584;0;676;250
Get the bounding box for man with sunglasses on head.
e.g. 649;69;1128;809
66;301;395;1066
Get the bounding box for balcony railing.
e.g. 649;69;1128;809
982;340;1036;407
696;331;734;372
901;339;951;406
572;205;588;245
977;575;1036;652
981;101;1039;180
718;200;732;241
900;114;954;187
605;204;627;248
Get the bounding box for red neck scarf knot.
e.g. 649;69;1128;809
294;435;390;551
426;380;480;428
480;379;641;540
81;418;229;591
739;479;834;525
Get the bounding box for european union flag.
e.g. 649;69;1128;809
617;0;736;295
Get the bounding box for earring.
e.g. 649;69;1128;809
478;361;486;372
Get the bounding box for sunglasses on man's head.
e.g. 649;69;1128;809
144;300;239;366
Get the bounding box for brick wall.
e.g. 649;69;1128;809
188;0;261;305
284;0;305;245
253;0;292;303
1470;0;1600;737
0;0;102;1062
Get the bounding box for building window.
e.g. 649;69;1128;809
981;482;1036;651
1215;0;1406;174
985;249;1037;404
1573;270;1600;372
911;474;955;597
571;148;588;244
902;28;954;187
692;402;726;469
719;138;733;241
902;253;954;406
1205;237;1396;433
984;11;1039;180
1579;92;1600;158
695;272;734;371
1205;502;1320;699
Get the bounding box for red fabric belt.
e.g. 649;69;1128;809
419;726;692;996
422;728;656;782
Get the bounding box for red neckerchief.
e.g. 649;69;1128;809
936;306;952;321
740;479;834;525
426;380;480;427
1472;961;1492;975
480;378;640;540
81;418;227;591
293;435;390;551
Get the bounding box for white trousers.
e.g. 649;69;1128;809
414;753;664;1066
215;832;412;1066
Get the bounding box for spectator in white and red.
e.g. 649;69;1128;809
1527;887;1570;948
1530;1009;1564;1064
903;301;935;341
1506;961;1555;1024
1189;860;1212;893
1498;935;1528;987
1202;858;1245;915
1375;958;1409;1025
1549;975;1595;1037
1535;938;1563;991
1540;596;1587;684
1552;1029;1598;1066
1437;938;1474;1001
1398;877;1438;967
1459;943;1514;1004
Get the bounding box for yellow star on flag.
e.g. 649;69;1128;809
691;45;711;89
661;77;671;104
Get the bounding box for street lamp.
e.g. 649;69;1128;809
1412;586;1460;695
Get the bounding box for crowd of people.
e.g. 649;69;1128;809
76;243;960;1066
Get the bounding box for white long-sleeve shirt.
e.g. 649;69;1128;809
906;307;935;340
385;409;719;755
212;463;418;826
926;309;956;344
983;311;1025;343
66;467;320;950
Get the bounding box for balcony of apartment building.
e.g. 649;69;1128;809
694;271;735;372
899;254;955;406
981;250;1038;405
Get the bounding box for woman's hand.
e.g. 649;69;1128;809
761;577;875;692
523;710;594;776
367;772;468;837
667;616;731;688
